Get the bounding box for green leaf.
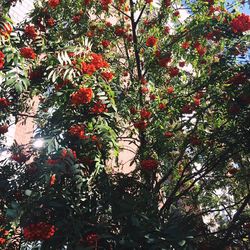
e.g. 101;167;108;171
6;208;18;219
178;240;186;247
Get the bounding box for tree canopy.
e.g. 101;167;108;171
0;0;250;249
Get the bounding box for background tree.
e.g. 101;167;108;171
0;0;250;249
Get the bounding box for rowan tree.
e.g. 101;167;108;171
0;0;250;249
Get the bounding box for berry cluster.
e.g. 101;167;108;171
141;159;158;171
81;53;109;75
90;101;107;114
0;51;5;69
23;222;57;241
146;36;157;47
68;124;85;139
20;47;36;59
231;13;250;33
101;71;114;81
71;87;93;105
0;98;10;109
24;25;37;39
0;124;8;135
48;0;60;8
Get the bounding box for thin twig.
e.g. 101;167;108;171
111;4;131;19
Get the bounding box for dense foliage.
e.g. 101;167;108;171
0;0;250;249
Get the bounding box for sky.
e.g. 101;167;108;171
9;0;34;24
181;0;250;14
227;0;250;14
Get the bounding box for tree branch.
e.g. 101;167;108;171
223;192;250;241
135;4;146;26
111;4;131;19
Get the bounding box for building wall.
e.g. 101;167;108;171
1;0;36;153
